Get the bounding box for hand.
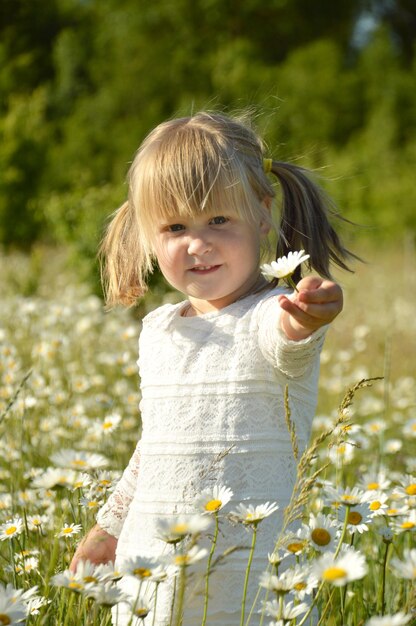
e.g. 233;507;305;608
69;524;118;573
277;275;343;341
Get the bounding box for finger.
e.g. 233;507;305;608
298;285;343;305
278;296;340;325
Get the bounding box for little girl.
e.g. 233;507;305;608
71;111;351;624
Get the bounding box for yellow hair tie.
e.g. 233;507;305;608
263;158;273;174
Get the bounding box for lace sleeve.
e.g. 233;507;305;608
96;441;141;538
257;295;328;379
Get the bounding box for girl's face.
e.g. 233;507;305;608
153;209;269;315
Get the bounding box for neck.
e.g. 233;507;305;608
182;274;269;317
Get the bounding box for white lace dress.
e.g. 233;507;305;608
96;287;328;625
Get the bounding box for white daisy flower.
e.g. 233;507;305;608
93;562;123;582
0;517;24;541
362;491;389;518
259;567;308;595
261;250;310;280
73;560;102;585
391;509;416;534
56;522;82;538
402;417;416;438
312;547;368;586
27;514;50;532
338;502;372;534
194;484;233;514
31;467;78;489
304;512;338;551
0;586;26;625
358;470;391;493
51;570;86;593
156;514;211;544
171;545;208;567
363;418;388;436
364;613;412;626
264;598;309;621
383;439;403;454
14;556;39;575
229;501;279;525
328;441;356;466
27;595;51;615
396;474;416;498
86;581;128;607
119;556;157;580
390;548;416;580
325;485;365;507
51;449;109;470
279;530;308;556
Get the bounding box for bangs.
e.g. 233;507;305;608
129;117;267;253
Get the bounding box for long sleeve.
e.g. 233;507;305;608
96;441;141;538
257;293;328;379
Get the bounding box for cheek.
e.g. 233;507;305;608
154;239;181;271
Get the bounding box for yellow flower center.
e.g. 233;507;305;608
205;499;222;512
370;424;381;432
341;494;356;503
370;501;381;511
401;522;415;530
103;422;113;430
133;567;152;578
405;484;416;496
311;528;331;546
5;526;17;536
286;542;305;553
72;459;87;467
348;511;363;525
174;555;189;566
100;480;111;486
367;482;379;490
171;523;188;534
387;509;398;515
0;614;11;625
337;445;346;454
69;582;83;590
294;582;307;591
62;527;74;534
87;501;98;508
323;566;347;582
83;576;98;583
134;608;149;618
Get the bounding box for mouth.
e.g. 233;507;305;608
189;265;221;274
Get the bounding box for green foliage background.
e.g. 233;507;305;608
1;0;415;277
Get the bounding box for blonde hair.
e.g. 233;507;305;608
100;111;354;307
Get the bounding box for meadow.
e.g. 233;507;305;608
0;243;415;625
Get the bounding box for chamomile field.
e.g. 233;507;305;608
0;245;415;625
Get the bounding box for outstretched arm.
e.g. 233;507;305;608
278;276;343;341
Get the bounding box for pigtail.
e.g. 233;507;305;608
270;160;357;282
98;200;147;308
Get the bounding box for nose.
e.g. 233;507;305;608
187;230;212;256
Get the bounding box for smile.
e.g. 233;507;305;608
189;265;220;273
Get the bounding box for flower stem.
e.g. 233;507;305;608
152;582;159;626
173;564;187;626
286;275;299;293
240;523;258;626
377;540;391;615
201;513;219;626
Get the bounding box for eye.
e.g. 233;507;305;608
167;223;185;232
209;216;228;225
